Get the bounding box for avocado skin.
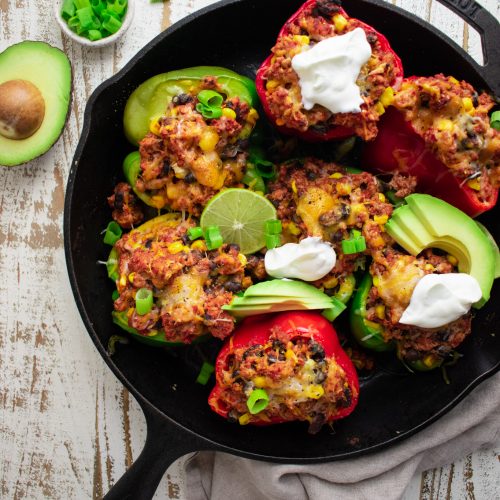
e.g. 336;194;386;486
386;194;495;308
0;41;72;167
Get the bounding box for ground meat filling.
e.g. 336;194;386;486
367;248;471;361
261;1;400;140
136;77;258;215
267;158;395;294
391;74;500;202
217;330;354;433
113;217;256;343
108;182;144;228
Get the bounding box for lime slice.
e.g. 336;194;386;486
200;188;276;254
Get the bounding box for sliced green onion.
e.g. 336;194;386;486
135;288;153;315
321;297;347;321
246;388;269;414
386;190;405;208
107;0;127;16
103;221;122;246
102;13;122;33
75;0;91;9
354;237;367;253
112;289;120;301
187;226;204;240
345;166;363;174
265;219;282;235
76;7;95;30
265;233;281;249
91;0;106;16
196;103;223;119
196;362;215;385
197;90;224;108
242;168;266;193
491;110;500;130
68;15;83;33
106;258;119;281
61;0;76;20
88;29;103;41
249;148;276;179
341;239;357;254
204;226;223;250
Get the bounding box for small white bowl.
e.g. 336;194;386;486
54;0;135;48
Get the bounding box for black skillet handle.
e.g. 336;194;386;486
436;0;500;96
104;401;209;500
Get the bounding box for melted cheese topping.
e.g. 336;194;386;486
296;187;336;236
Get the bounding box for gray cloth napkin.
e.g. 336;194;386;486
185;371;500;500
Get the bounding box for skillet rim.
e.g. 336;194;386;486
63;0;500;462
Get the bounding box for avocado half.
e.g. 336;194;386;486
0;41;72;166
385;194;496;308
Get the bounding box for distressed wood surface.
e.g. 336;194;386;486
0;0;499;498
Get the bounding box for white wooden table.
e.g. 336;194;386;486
0;0;499;498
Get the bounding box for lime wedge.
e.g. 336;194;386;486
200;188;276;254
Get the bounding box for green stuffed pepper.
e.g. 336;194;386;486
122;67;261;215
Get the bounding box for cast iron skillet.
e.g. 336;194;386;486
64;0;500;498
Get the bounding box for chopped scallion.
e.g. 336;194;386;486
103;221;122;246
135;288;153;315
187;226;204;240
491;110;500;131
242;168;266;193
204;226;223;250
246;388;269;414
265;233;281;250
112;289;119;301
196;362;215;385
265;219;282;235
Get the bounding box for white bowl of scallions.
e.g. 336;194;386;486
54;0;135;48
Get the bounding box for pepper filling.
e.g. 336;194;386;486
391;74;500;203
137;76;258;215
261;0;400;139
218;330;353;434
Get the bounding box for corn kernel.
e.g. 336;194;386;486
467;178;481;191
151;195;165;209
372;276;380;287
436;119;454;132
285;349;297;361
424;263;435;271
291;180;298;194
422;83;440;97
375;304;385;320
119;275;127;287
238;254;248;266
167;241;185;254
127;307;134;318
149;119;161;135
447;254;458;266
375;102;386;116
266;79;279;91
449;76;460;85
222;108;237;120
462;97;474;112
365;319;383;330
238;413;251;425
191;240;207;251
329;172;343;179
276;118;285;126
374;214;388;225
128;272;135;283
336;182;352;195
333;14;348;32
253;376;267;388
146;330;158;337
305;384;324;399
379;87;394;108
423;355;437;368
247;108;259;124
287;221;301;236
293;35;310;45
199;129;220;153
322;276;339;290
378;193;386;203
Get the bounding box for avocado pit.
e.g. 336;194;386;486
0;79;45;140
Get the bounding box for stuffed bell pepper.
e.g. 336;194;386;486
208;311;359;433
107;213;262;345
256;0;403;141
362;74;500;216
118;67;260;216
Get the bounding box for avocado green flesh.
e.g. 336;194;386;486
0;41;72;166
242;279;330;299
123;66;257;145
222;302;329;318
476;221;500;279
386;194;495;308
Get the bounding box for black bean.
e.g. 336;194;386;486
114;191;124;210
315;0;342;18
162;161;171;176
184;172;195;183
339;387;352;408
267;354;277;364
307;413;327;435
224;280;242;293
144;239;153;249
173;93;193;105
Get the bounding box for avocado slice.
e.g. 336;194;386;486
386;194;495;308
0;41;72;166
242;279;331;299
476;221;500;279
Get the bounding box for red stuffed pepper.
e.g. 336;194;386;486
256;0;403;141
208;311;359;434
362;74;500;217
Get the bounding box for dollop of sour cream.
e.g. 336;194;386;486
264;237;336;281
399;273;482;329
291;27;372;114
